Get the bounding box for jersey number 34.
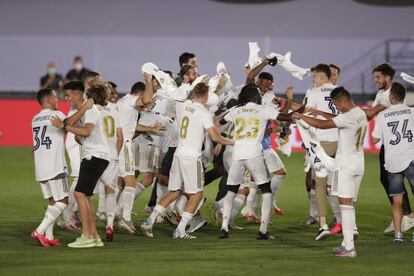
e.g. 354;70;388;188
32;126;52;151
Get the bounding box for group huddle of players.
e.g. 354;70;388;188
30;49;414;258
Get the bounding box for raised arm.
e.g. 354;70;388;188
140;72;155;107
246;59;269;84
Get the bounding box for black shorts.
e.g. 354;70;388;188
76;156;109;196
212;142;225;165
160;147;176;177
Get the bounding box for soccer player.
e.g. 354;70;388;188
141;83;233;239
304;64;338;240
51;81;110;248
217;84;293;239
372;82;414;243
116;73;157;234
245;58;291;218
157;65;198;200
329;64;341;86
87;84;123;242
31;89;69;247
372;64;414;234
61;81;99;230
175;52;198;86
293;86;368;257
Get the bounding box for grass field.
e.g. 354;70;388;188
1;147;414;276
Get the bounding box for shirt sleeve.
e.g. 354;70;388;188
201;110;214;130
83;109;99;125
128;94;139;107
113;110;122;130
223;109;234;123
305;91;317;108
379;91;391;108
332;112;353;129
372;91;382;107
264;105;280;120
56;111;66;121
372;114;383;139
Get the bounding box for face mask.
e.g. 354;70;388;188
47;67;56;75
74;63;83;71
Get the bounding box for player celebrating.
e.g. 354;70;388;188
87;84;124;241
116;74;157;234
293;87;368;257
141;83;233;239
372;82;414;243
51;81;110;248
31;89;69;247
217;84;293;240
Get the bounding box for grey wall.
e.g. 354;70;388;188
1;0;413;93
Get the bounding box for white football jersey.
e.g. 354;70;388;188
372;88;391;108
65;109;81;177
116;93;139;141
261;91;276;107
224;102;279;160
306;83;338;142
152;89;175;119
175;100;214;157
32;109;67;181
372;104;414;173
78;105;110;161
332;107;368;175
97;104;121;160
137;110;164;147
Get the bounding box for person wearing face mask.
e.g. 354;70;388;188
65;56;90;83
40;62;64;90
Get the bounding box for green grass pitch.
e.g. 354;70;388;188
1;147;414;275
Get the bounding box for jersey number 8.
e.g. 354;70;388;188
180;116;190;139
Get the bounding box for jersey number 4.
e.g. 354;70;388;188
387;119;413;145
33;126;52;151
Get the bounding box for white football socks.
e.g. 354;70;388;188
134;182;146;199
221;191;236;232
36;202;67;235
149;204;166;227
271;175;284;202
309;189;318;218
329;195;342;224
230;194;246;223
105;193;116;228
246;187;258;213
69;178;78;212
97;183;106;214
156;183;169;203
175;195;188;216
122;186;136;221
340;204;355;250
177;212;193;234
45;222;54;240
260;193;272;234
